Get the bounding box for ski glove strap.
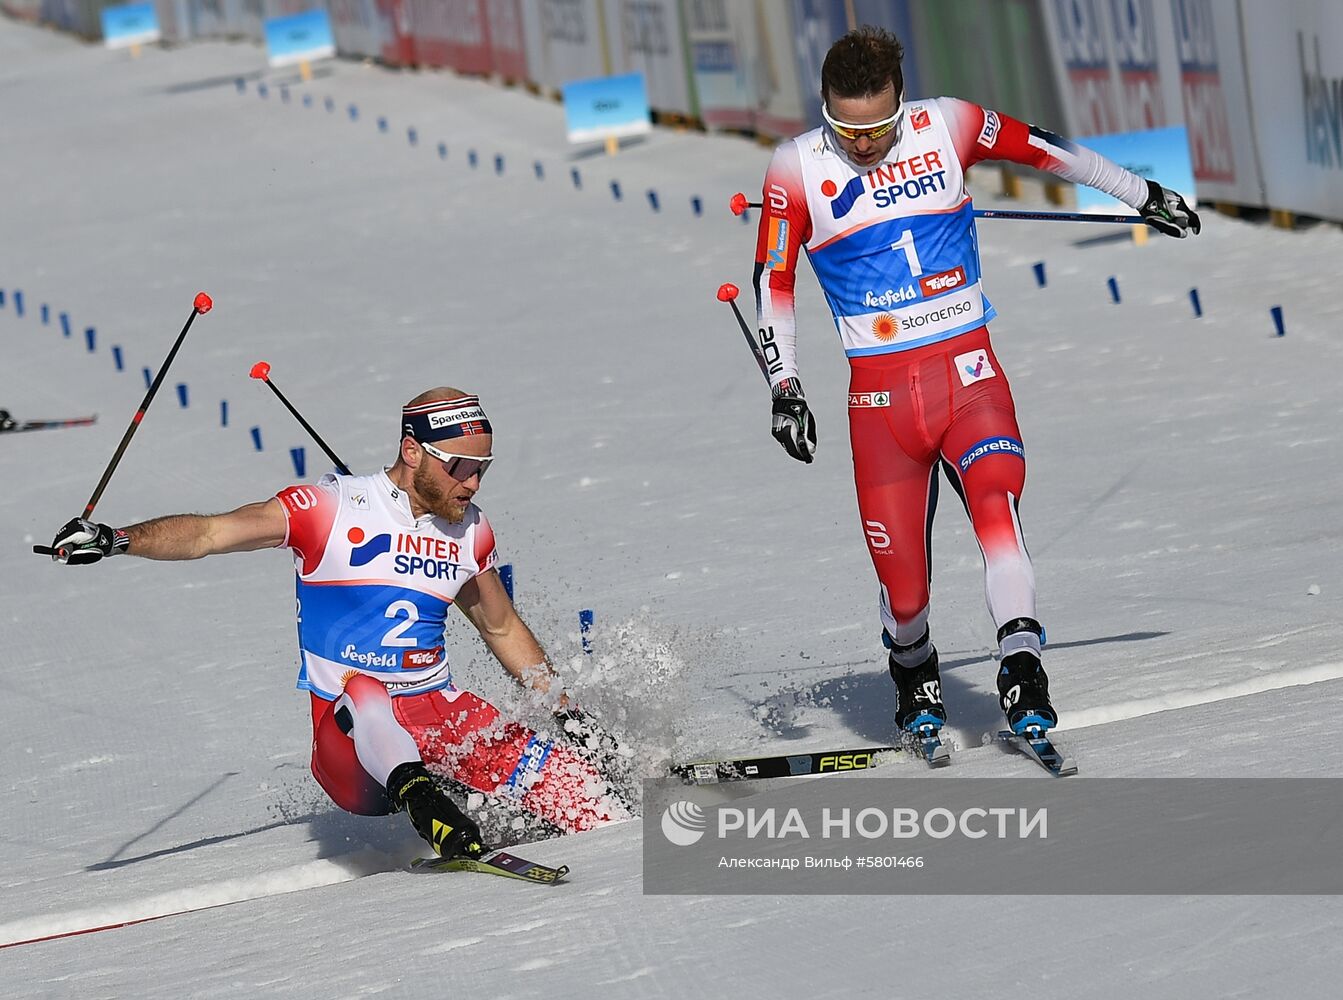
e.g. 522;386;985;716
770;377;817;464
1139;179;1201;238
50;517;129;565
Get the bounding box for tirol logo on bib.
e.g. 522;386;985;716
954;349;997;387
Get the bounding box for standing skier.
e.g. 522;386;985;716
46;388;625;859
752;26;1199;741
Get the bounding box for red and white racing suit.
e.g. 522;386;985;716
754;97;1147;655
276;471;620;832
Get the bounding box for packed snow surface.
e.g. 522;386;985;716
2;18;1342;998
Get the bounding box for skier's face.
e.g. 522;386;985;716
823;83;902;168
410;434;491;523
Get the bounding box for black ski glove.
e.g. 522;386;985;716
50;517;129;565
770;377;817;464
1139;179;1201;238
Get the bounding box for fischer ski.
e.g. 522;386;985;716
0;412;97;433
408;848;569;884
671;745;902;785
996;729;1077;776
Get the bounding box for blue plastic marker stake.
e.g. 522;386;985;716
0;289;5;306
691;196;703;216
377;116;388;132
280;86;290;103
348;104;358;121
289;446;306;477
60;312;70;336
250;426;264;451
176;383;188;407
303;94;312;108
111;345;124;371
1032;262;1047;287
258;83;268;99
41;304;49;324
610;180;622;201
220;399;229;427
499;563;514;601
579;609;594;656
437;142;447;159
494;154;504;175
571;167;582;189
325;96;334;112
235;77;245;93
84;327;96;352
468;150;478;168
1107;276;1120;303
647;189;660;211
1271;305;1285;337
407;127;417;145
142;367;153;389
14;291;23;316
739;208;750;224
534;161;544;180
1189;288;1203;318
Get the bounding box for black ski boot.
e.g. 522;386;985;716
0;410;16;432
387;762;485;860
886;629;947;734
996;618;1058;734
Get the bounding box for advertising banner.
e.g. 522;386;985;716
1074;125;1195;214
1170;0;1262;204
525;0;607;95
485;0;528;80
101;1;162;47
404;0;490;74
912;0;1060;126
1040;0;1120;136
264;7;336;67
562;70;651;143
1238;0;1343;221
0;1;43;23
600;0;694;117
327;0;384;59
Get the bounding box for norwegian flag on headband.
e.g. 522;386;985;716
401;395;492;442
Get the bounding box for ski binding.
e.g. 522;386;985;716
996;727;1077;776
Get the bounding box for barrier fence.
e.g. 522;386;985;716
4;0;1341;221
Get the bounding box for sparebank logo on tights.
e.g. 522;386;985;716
958;436;1024;473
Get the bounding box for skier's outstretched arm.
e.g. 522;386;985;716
48;498;288;564
937;97;1200;238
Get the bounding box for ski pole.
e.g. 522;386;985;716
249;361;351;475
33;292;213;557
729;192;1137;225
971;208;1137;224
715;283;771;384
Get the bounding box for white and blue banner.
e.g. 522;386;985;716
562;72;651;144
1075;125;1197;214
101;2;161;49
264;8;337;69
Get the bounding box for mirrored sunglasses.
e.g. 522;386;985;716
822;100;904;142
420;440;493;481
